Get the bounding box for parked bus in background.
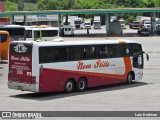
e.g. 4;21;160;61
0;25;25;41
0;31;10;60
0;25;59;41
25;26;59;41
8;39;149;93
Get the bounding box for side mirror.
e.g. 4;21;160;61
143;51;149;61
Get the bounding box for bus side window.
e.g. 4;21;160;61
61;47;68;61
68;47;74;60
96;46;103;58
39;47;53;63
87;46;96;59
132;44;142;56
53;48;60;61
26;30;32;38
45;47;53;62
115;44;124;57
103;46;109;58
125;44;132;56
34;31;40;38
83;47;87;59
75;46;82;60
108;45;115;58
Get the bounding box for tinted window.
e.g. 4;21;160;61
41;30;58;37
39;47;53;63
115;44;124;57
68;47;74;60
0;28;25;36
102;46;110;58
26;30;32;38
0;34;7;43
125;44;132;56
83;47;87;59
60;47;68;61
52;48;60;61
106;45;116;58
132;44;142;56
39;47;60;64
34;31;40;38
96;46;103;58
75;46;82;60
87;46;96;59
14;28;25;36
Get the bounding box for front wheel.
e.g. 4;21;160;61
65;79;75;93
126;73;133;84
77;78;87;92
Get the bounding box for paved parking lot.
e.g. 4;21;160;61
0;28;160;119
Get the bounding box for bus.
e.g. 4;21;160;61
0;31;10;60
0;25;59;41
8;39;149;93
25;26;59;41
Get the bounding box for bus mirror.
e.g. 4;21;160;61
143;51;149;61
146;53;149;61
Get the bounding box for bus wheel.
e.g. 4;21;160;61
77;77;87;92
126;72;133;84
65;79;75;93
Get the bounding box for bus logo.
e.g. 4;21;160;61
14;44;27;53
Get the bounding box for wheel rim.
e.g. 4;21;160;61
66;82;73;92
79;81;85;90
128;74;132;83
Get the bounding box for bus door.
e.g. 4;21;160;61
33;30;41;41
132;44;143;79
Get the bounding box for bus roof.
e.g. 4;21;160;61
0;25;25;28
25;27;59;30
1;25;58;30
11;39;141;46
0;30;9;34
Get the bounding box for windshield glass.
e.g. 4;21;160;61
85;23;90;25
0;34;7;43
133;22;140;24
141;29;149;32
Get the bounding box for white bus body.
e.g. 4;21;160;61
8;40;148;93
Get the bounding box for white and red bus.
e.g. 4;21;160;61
8;39;149;93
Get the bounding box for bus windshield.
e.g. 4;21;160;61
0;27;26;41
0;34;7;43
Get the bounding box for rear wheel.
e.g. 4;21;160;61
65;79;74;93
77;77;87;92
126;72;133;84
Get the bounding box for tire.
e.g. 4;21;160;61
77;78;87;92
65;79;75;93
126;72;133;84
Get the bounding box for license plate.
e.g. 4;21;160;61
16;86;23;90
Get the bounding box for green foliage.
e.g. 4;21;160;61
23;2;38;11
2;0;158;11
4;1;18;11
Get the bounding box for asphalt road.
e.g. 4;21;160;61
0;28;160;120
